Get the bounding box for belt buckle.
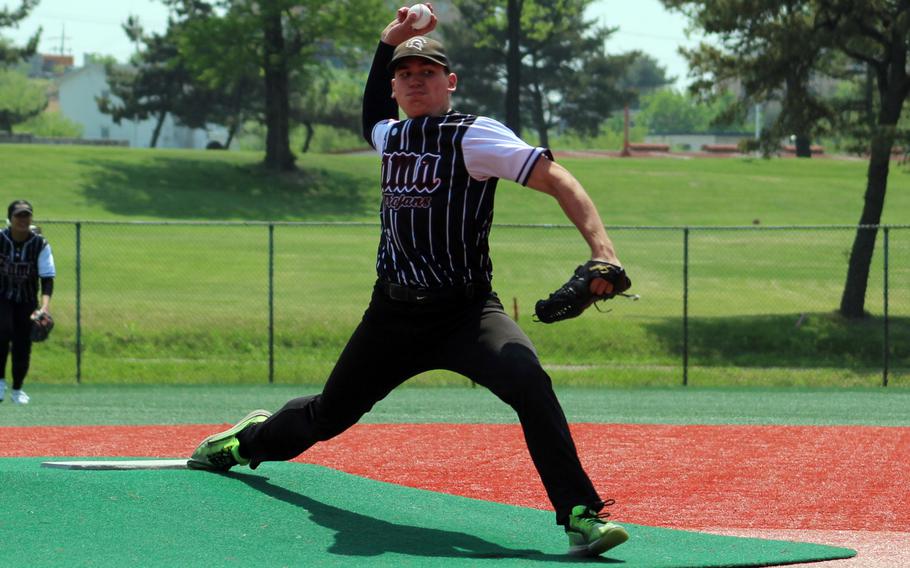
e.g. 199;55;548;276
386;283;427;303
386;283;409;302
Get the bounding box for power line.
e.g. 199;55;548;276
25;11;168;29
612;29;695;43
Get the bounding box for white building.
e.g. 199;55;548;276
57;62;227;149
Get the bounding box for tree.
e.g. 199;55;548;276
168;2;261;149
637;89;709;133
169;0;385;171
290;67;362;153
0;68;46;133
437;1;505;120
618;52;674;102
662;1;830;158
663;0;910;318
0;0;40;67
638;89;748;134
97;16;195;147
443;0;635;146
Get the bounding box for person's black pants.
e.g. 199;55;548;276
238;286;602;525
0;298;34;390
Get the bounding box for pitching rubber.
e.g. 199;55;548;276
41;459;189;470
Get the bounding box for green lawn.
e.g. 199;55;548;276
3;144;909;387
5;143;910;226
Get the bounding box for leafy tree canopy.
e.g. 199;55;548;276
443;0;637;146
0;67;47;133
0;0;40;67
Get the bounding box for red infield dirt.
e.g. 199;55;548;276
5;423;908;567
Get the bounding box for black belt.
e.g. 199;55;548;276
378;281;490;304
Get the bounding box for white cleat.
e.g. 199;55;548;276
11;389;30;405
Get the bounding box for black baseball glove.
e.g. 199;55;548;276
534;261;631;323
30;310;54;342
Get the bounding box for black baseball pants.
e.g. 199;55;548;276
0;298;34;390
238;285;602;525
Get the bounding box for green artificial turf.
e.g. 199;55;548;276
2;384;908;427
2;458;854;567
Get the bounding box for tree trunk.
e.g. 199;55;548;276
794;134;812;158
505;0;522;136
528;70;548;148
864;64;875;130
839;33;909;319
225;121;238;149
301;121;314;153
839;125;893;318
785;73;812;158
262;11;295;171
150;110;166;148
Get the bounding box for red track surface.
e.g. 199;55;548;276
5;423;909;566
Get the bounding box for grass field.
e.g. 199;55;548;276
4;144;910;225
3;144;909;387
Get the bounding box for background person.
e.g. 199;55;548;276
0;200;55;405
189;5;630;557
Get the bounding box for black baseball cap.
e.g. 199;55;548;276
388;36;449;71
7;200;33;219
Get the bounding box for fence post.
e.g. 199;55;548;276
883;226;889;387
683;227;689;387
75;222;82;384
268;223;275;384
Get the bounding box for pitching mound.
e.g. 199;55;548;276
5;458;853;567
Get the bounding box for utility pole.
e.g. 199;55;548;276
48;24;73;56
621;104;632;157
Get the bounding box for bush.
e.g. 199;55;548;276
13;111;83;138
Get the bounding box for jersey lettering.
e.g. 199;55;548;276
381;151;442;194
383;194;433;210
0;229;49;304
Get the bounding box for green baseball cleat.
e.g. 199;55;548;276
187;409;271;471
565;501;629;557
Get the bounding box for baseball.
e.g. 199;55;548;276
408;3;432;30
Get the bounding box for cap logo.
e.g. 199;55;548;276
404;37;427;51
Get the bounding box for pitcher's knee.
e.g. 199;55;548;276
310;396;372;441
493;355;554;406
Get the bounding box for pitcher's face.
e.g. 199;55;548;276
391;58;457;118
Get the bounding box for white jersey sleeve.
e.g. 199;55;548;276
38;244;56;278
371;119;399;155
462;116;551;186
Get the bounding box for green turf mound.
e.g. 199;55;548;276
4;458;854;567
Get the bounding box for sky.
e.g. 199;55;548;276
3;0;702;90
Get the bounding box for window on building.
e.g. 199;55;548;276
100;126;110;139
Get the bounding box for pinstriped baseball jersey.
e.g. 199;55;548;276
371;112;550;288
0;228;55;304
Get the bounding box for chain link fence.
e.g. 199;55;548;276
31;222;909;387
